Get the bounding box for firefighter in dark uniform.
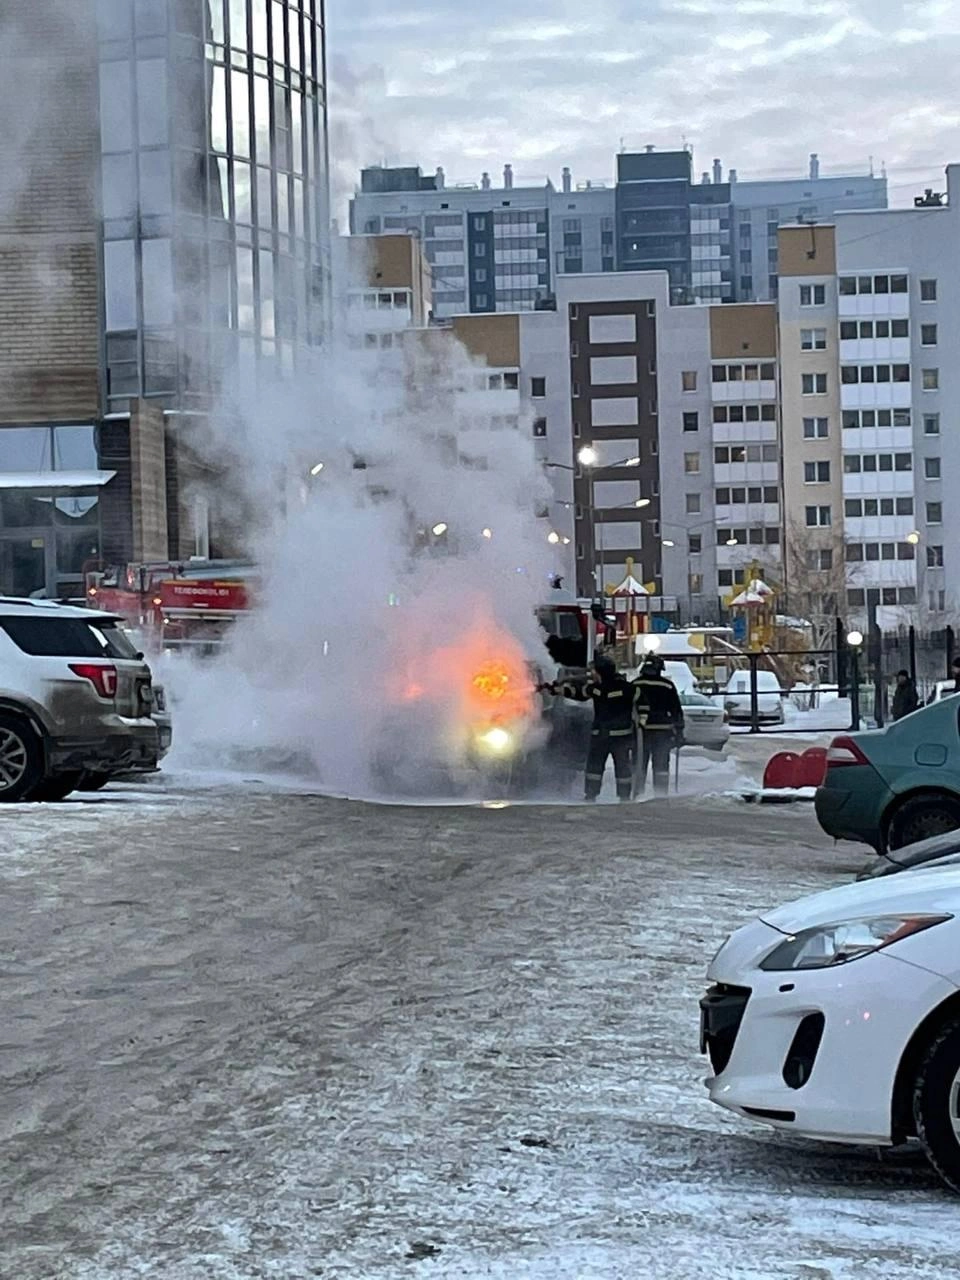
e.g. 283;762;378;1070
634;655;684;796
543;654;636;802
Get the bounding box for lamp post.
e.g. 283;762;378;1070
847;629;864;730
657;519;742;623
546;449;641;598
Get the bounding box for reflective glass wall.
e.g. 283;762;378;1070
98;0;330;407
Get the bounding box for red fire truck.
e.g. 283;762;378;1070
86;560;255;653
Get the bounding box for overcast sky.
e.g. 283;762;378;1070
325;0;960;215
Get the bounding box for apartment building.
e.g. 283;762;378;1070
778;163;959;627
350;152;885;317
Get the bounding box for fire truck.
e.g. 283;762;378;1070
86;559;255;653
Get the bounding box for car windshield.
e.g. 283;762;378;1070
681;692;714;707
0;615;141;659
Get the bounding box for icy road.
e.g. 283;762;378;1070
2;781;953;1279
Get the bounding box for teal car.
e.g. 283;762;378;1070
816;695;960;852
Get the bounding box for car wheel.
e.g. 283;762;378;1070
914;1017;960;1194
77;772;111;792
0;713;44;803
30;772;83;803
888;795;960;851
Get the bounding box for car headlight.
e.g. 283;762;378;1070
476;726;514;755
759;914;952;971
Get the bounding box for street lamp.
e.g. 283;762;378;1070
907;531;921;546
847;630;864;730
481;527;493;539
309;462;324;476
431;522;448;536
547;531;561;545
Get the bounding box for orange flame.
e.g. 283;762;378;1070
387;627;535;727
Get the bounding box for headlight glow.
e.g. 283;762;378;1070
478;726;513;754
760;913;952;971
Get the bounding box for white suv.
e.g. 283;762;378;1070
0;599;160;802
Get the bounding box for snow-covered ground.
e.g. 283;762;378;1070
2;776;949;1280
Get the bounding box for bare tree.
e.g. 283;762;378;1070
782;520;854;652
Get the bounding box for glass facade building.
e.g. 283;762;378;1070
97;0;330;409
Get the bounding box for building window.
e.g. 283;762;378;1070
921;324;938;346
682;370;697;392
532;418;547;438
802;372;827;395
920;278;938;301
473;242;486;258
686;493;701;514
928;545;945;568
925;457;941;479
803;417;829;439
719;570;733;588
474;268;487;283
800;284;826;306
473;216;486;230
924;413;940;435
927;502;943;524
689;534;702;554
531;376;546;397
801;328;827;350
805;505;831;527
683;411;699;433
804;460;831;483
684;452;700;474
475;294;488;308
689;573;703;595
806;549;833;571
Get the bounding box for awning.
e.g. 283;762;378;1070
0;470;116;495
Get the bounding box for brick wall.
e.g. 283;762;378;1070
130;401;169;561
0;0;100;425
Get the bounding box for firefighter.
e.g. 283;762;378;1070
542;654;636;802
634;655;684;796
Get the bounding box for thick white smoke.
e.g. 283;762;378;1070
165;299;562;798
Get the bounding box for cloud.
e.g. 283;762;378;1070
326;0;960;209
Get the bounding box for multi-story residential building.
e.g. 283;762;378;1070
514;274;782;612
0;0;331;598
350;152;884;317
777;164;959;628
731;156;888;302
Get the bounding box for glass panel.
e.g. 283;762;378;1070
102;153;136;219
139;149;172;214
273;172;289;235
136;59;169;146
0;427;51;472
101;64;133;151
104;240;138;330
292;175;304;237
231;70;250;157
208;0;226;42
272;1;287;61
53;427;97;472
259;249;275;336
229;0;248;48
288;7;301;71
210;63;228;152
252;0;269;54
57;525;102;581
142;239;175;326
233;159;252;222
237;246;255;330
253;74;270;162
0;539;47;595
274;83;291;169
291;88;302;175
256;166;273;228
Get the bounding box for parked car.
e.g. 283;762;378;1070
815;696;960;852
928;680;960;706
0;599;160;802
679;690;729;752
722;669;785;725
701;866;960;1193
860;828;960;880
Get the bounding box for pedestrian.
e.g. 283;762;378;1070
634;655;684;797
542;654;636;802
891;669;919;721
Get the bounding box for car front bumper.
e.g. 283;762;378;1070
702;921;958;1145
47;722;161;775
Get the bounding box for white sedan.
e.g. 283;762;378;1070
701;867;960;1192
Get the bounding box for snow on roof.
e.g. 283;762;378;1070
611;557;649;597
0;470;116;492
